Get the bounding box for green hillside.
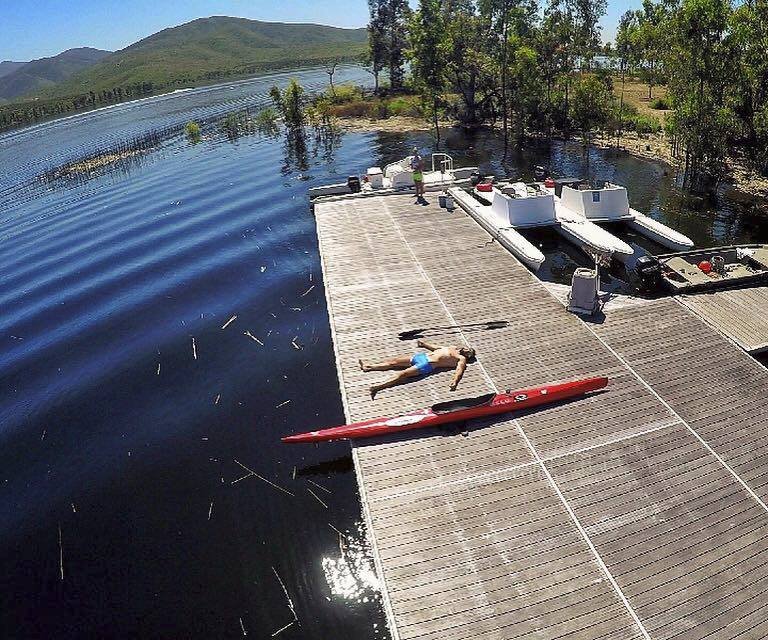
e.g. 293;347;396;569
42;16;368;98
0;48;110;100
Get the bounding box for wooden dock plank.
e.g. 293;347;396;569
548;424;768;640
592;297;768;503
679;287;768;353
314;192;768;640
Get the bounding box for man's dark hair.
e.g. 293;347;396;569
460;347;476;360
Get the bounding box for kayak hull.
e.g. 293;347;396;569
282;376;608;443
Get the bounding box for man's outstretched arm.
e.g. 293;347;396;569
449;356;467;391
416;339;440;351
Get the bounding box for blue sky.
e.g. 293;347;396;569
1;0;641;62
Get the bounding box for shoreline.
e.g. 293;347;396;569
0;61;363;138
336;115;768;202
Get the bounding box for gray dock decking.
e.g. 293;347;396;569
679;287;768;353
314;193;768;640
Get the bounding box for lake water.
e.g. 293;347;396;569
1;66;767;639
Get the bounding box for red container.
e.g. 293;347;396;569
476;182;493;192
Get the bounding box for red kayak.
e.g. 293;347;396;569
282;376;607;443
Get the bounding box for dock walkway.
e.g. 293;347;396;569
680;286;768;353
314;193;768;640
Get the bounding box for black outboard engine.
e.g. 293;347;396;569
347;175;361;193
634;255;662;292
469;171;483;187
533;165;548;181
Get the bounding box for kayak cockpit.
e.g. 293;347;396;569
431;393;496;414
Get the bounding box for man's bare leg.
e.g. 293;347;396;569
359;356;412;372
370;366;421;399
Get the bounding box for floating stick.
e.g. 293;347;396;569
291;338;303;350
239;617;247;636
307;479;331;495
156;363;161;376
221;315;237;330
275;400;291;409
244;331;263;346
271;566;298;624
58;523;64;581
300;285;315;297
271;621;295;637
214;394;220;405
307;488;328;509
233;460;295;497
327;523;346;539
208;501;214;521
192;337;197;360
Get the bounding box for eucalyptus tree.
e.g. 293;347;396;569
572;0;607;70
666;0;736;190
387;0;411;90
408;0;448;143
632;0;671;99
443;1;495;126
614;10;638;145
366;0;410;92
729;0;768;174
367;0;388;93
480;0;537;153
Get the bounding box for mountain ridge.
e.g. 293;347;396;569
0;48;111;100
39;17;367;98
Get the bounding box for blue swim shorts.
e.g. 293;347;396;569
410;352;433;375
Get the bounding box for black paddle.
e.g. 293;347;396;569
398;320;509;341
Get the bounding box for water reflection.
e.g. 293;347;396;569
322;521;380;602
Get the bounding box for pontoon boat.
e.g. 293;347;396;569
308;153;480;203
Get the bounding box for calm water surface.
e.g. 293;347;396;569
1;67;767;639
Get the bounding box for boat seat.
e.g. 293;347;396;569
664;257;713;285
750;248;768;269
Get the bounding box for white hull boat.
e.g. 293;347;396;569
553;200;634;258
456;181;634;267
309;153;479;204
449;187;546;270
553;180;693;254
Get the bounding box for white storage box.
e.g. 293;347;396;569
367;167;384;189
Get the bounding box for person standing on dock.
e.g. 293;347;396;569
411;148;425;203
359;340;475;399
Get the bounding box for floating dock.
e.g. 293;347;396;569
314;193;768;640
679;286;768;353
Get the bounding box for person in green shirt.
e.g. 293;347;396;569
410;148;425;203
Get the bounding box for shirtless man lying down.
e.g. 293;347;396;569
359;340;476;399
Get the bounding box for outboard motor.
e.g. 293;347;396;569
347;175;361;193
533;165;548;181
634;255;662;292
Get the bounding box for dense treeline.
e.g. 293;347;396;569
366;0;768;191
616;0;768;190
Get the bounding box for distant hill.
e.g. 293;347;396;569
0;61;26;80
0;48;110;100
42;17;368;98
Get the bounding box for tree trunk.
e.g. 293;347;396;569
434;97;440;145
617;63;626;148
501;19;509;156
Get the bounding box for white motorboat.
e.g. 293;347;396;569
455;181;634;268
308;153;479;203
552;179;694;253
449;185;546;270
